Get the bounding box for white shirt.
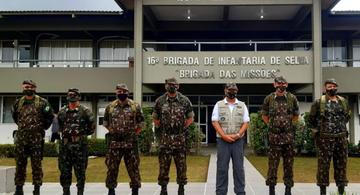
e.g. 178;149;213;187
211;98;250;123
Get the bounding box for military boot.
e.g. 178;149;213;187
320;186;326;195
338;185;345;195
33;185;40;195
269;185;275;195
77;187;84;195
132;187;139;195
14;185;24;195
160;185;168;195
178;184;185;195
62;187;70;195
285;186;291;195
108;188;115;195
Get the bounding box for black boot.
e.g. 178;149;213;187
77;187;84;195
108;188;115;195
14;185;24;195
132;187;139;195
269;185;275;195
178;184;185;195
320;186;326;195
338;185;345;195
63;187;70;195
285;186;291;195
160;185;168;195
33;185;40;195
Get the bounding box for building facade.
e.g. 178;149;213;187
1;0;360;144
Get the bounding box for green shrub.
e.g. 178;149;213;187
248;112;268;155
186;123;205;154
87;139;107;156
0;144;15;158
302;112;316;154
43;142;58;157
138;107;155;155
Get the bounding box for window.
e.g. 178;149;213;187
2;97;16;123
322;40;347;67
38;40;93;67
0;41;14;66
353;40;360;67
99;40;134;67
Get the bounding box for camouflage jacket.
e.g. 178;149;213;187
103;99;144;138
262;92;299;145
153;92;194;149
58;104;95;140
308;95;350;137
12;95;54;133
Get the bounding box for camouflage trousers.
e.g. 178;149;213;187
158;147;187;186
14;131;44;186
266;144;294;187
58;142;88;189
105;146;141;189
316;136;348;187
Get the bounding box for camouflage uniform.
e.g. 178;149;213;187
262;92;299;187
308;95;350;187
104;99;144;189
12;95;54;186
57;104;95;190
153;92;194;186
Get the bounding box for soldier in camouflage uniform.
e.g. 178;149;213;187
308;78;350;195
153;78;194;195
104;83;144;195
12;80;54;195
261;76;299;195
212;82;250;195
58;88;95;195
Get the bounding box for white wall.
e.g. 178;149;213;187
0;124;17;144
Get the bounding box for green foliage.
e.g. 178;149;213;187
248;112;317;155
87;139;107;156
138;107;155;155
43;142;58;157
186;123;205;154
248;112;268;155
0;144;15;158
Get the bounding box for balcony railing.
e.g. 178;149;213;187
142;40;313;52
0;59;132;68
322;59;360;67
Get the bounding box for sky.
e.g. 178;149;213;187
332;0;360;11
0;0;122;12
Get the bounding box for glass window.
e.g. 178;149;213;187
3;97;16;123
1;41;14;63
99;40;133;67
353;40;360;67
322;40;347;67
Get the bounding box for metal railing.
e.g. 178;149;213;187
322;59;360;67
142;40;313;52
0;59;131;68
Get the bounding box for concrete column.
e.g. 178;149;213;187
134;0;143;105
312;0;322;100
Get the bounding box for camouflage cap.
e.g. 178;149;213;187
225;82;238;90
67;88;80;96
116;83;129;91
274;76;287;83
324;78;338;86
22;80;37;87
165;77;178;85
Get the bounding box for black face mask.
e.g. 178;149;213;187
66;94;80;103
23;90;35;96
326;89;337;97
166;86;177;94
226;92;237;99
276;86;287;93
117;94;128;101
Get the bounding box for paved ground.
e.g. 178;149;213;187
2;146;360;195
